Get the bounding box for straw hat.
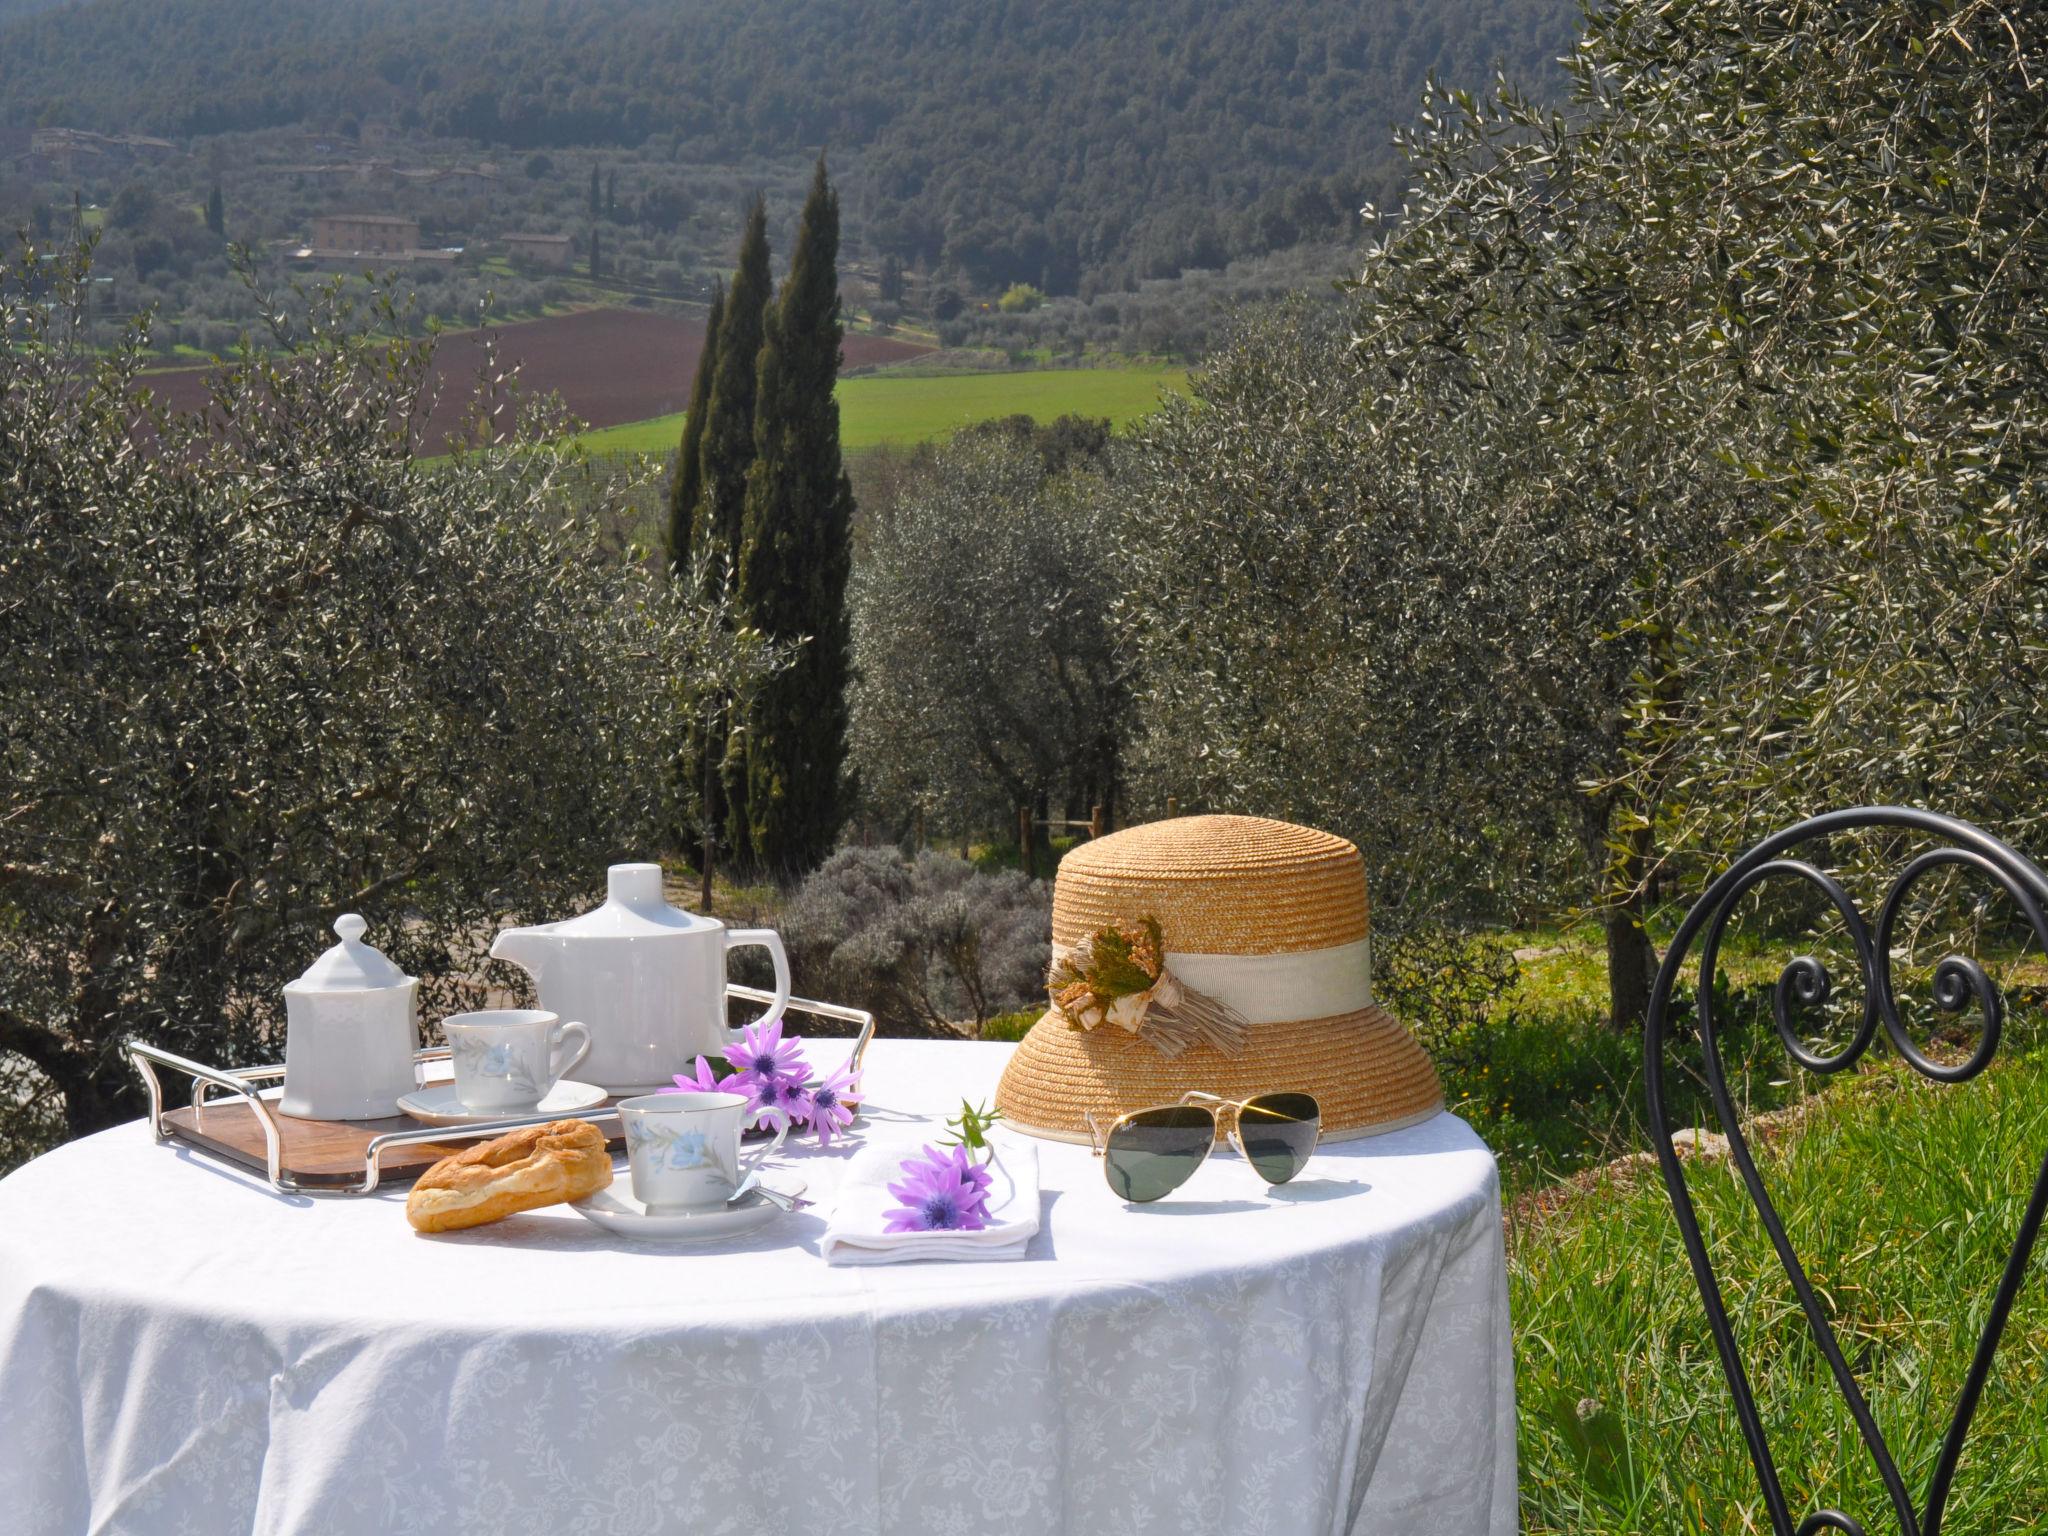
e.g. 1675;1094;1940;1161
995;814;1443;1143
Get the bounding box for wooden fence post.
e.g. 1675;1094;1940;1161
1089;803;1104;839
1165;795;1180;819
1018;803;1037;880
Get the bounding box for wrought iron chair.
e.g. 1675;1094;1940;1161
1644;806;2048;1536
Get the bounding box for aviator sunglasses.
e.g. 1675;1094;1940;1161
1084;1090;1321;1203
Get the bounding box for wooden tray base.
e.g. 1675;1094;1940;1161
162;1097;626;1190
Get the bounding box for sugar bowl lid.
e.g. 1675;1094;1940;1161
285;913;413;993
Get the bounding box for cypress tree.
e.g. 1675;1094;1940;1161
667;279;723;576
204;183;224;238
669;284;725;881
737;158;855;872
588;164;601;223
691;196;774;864
587;224;602;280
692;197;771;569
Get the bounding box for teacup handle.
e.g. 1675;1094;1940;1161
547;1021;590;1086
723;928;792;1040
732;1104;791;1202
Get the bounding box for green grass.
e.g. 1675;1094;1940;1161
1513;1052;2048;1532
571;365;1186;456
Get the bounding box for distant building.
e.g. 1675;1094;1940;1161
310;213;421;256
503;232;574;270
296;213;455;265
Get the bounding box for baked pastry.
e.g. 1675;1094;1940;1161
406;1118;613;1233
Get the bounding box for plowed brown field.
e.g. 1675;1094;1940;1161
140;308;931;449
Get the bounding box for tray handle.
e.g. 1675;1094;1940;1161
127;1040;290;1191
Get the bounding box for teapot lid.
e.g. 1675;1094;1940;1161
546;863;721;938
286;913;414;992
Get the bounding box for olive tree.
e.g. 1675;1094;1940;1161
0;244;780;1164
848;422;1129;845
1355;0;2048;953
1113;299;1641;948
1562;1;2048;861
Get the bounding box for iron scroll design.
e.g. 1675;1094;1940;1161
1643;807;2048;1536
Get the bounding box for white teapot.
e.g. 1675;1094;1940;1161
280;913;420;1121
488;863;791;1094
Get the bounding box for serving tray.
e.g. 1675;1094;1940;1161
127;986;874;1196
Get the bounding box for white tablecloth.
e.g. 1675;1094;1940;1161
0;1040;1515;1536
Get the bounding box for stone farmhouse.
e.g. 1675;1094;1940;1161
503;232;574;270
300;214;456;264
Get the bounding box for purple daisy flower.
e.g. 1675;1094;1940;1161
807;1061;861;1147
758;1072;815;1127
658;1055;724;1095
883;1146;990;1233
912;1141;993;1205
725;1067;770;1116
723;1017;808;1083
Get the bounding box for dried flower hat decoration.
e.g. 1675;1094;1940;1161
1047;916;1249;1058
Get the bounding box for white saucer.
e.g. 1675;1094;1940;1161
569;1180;806;1242
396;1080;607;1126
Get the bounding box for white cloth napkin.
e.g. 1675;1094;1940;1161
821;1136;1040;1265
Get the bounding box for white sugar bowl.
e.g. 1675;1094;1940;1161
280;913;421;1121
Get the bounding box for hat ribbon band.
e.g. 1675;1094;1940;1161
1162;937;1373;1024
1049;936;1372;1056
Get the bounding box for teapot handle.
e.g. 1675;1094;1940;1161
723;930;792;1038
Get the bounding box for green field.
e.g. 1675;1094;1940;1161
573;365;1187;455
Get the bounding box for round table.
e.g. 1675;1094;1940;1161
0;1040;1515;1535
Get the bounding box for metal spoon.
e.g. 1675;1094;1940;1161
730;1178;811;1212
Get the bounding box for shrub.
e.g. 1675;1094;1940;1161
1374;925;1521;1069
980;1007;1041;1042
780;849;1050;1035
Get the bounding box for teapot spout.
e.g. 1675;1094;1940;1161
488;924;554;978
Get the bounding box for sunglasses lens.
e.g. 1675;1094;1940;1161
1237;1092;1320;1185
1104;1106;1215;1203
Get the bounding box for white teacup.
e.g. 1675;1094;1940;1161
618;1092;790;1213
444;1009;591;1113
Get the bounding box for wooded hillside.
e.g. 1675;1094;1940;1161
0;0;1578;290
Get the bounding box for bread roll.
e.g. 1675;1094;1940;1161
406;1118;613;1233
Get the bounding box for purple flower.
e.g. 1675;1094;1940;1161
721;1066;768;1118
724;1017;808;1083
757;1072;815;1127
924;1141;994;1205
807;1061;861;1147
659;1055;725;1095
883;1143;992;1233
